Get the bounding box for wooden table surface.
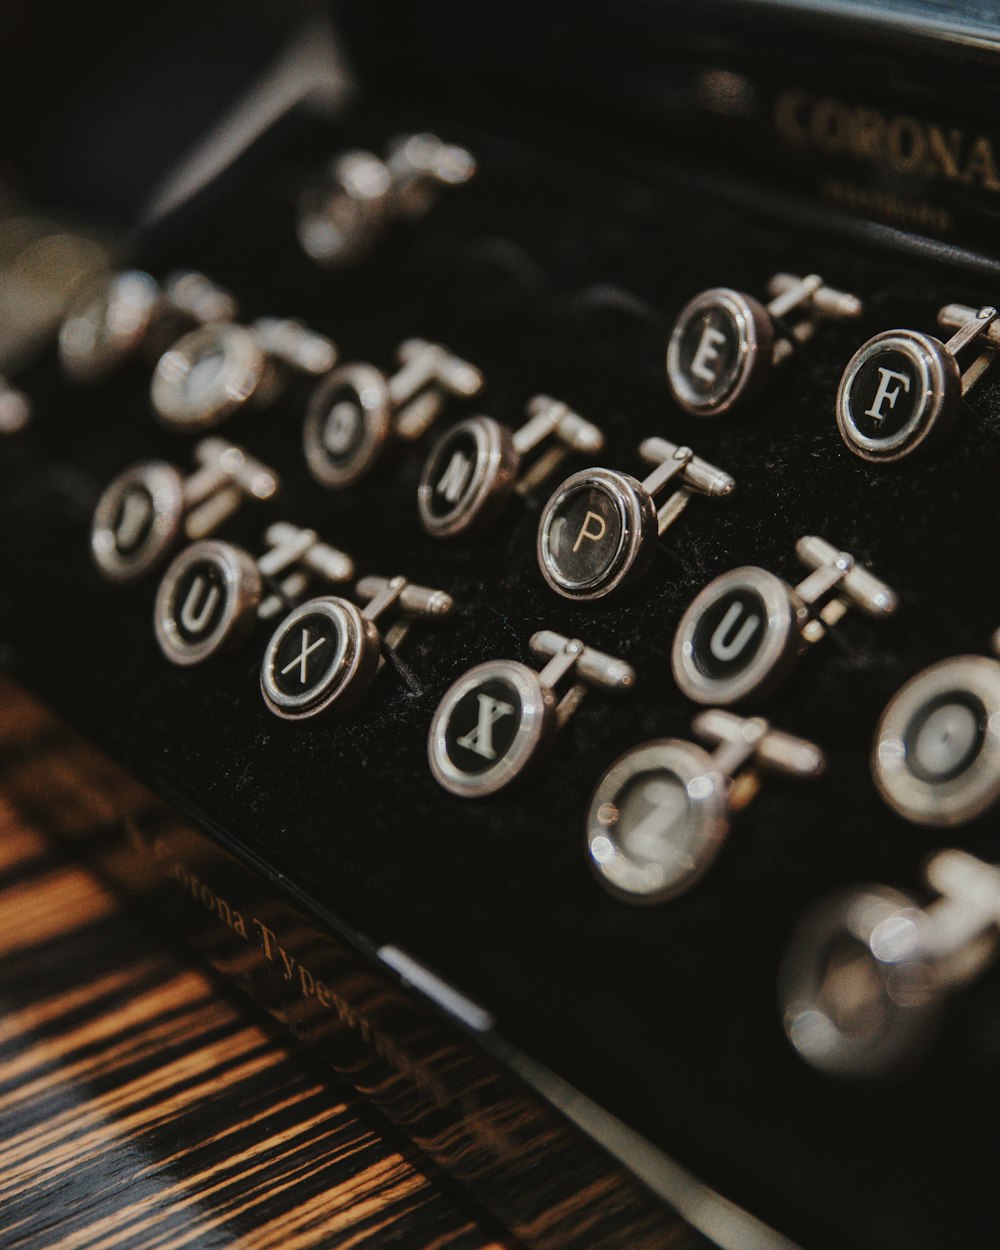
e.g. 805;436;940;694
0;681;515;1250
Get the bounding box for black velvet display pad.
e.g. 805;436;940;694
3;67;1000;1250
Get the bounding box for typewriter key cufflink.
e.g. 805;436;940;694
781;850;1000;1079
298;132;475;268
151;316;336;432
59;269;237;386
303;339;483;490
836;303;1000;462
0;377;31;434
667;272;862;417
537;438;735;601
873;630;1000;827
154;522;353;666
588;709;824;903
417;395;604;539
428;631;635;797
673;535;896;705
91;438;279;584
261;575;453;720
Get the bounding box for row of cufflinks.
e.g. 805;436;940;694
55;261;1000;470
113;459;1000;897
91;432;1000;821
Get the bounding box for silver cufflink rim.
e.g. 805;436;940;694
836;303;999;463
672;565;800;705
90;438;280;584
261;574;454;720
836;329;955;462
428;659;555;797
152;318;337;432
667;286;774;417
428;631;634;798
781;849;1000;1079
536;438;735;602
668;273;862;418
303;361;398;490
587;709;824;903
302;340;483;491
151;323;268;430
537;464;654;600
416;395;605;540
873;653;1000;826
779;881;934;1080
153;522;354;667
417;415;518;539
154;539;261;666
672;535;897;706
91;461;187;583
60;268;239;386
298;132;475;269
587;736;730;903
261;596;378;720
59;269;161;385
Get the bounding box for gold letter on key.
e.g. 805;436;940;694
573;510;607;552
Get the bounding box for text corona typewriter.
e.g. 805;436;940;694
3;2;1000;1247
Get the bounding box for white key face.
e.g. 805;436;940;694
184;349;228;404
324;401;362;456
418;421;489;537
874;656;1000;826
114;486;155;553
437;449;474;505
279;626;328;686
911;701;981;778
178;574;222;634
261;600;364;719
617;771;693;866
455;692;516;760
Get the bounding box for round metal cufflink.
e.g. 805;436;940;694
154;522;353;666
836;303;1000;462
0;377;31;434
298;132;475;268
537;437;735;601
261;575;453;720
59;269;237;386
151;316;336;432
428;631;635;798
672;535;897;705
667;272;862;417
417;394;604;539
587;709;824;903
91;438;280;584
873;631;1000;827
781;850;1000;1079
303;338;483;490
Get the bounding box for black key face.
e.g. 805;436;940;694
270;611;345;703
443;676;523;776
842;345;923;444
902;689;987;785
425;427;482;522
673;302;744;408
170;557;230;645
543;480;626;591
112;485;155;557
689;586;768;680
